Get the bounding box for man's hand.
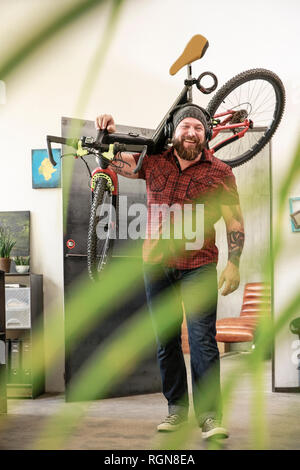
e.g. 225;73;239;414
95;114;116;133
95;113;139;179
218;261;240;296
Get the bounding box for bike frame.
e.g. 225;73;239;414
210;111;252;154
46;64;254;185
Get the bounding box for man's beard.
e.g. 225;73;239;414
172;136;206;161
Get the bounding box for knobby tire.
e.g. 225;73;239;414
207;68;285;167
87;178;118;281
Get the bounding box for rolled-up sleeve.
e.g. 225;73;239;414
219;167;240;205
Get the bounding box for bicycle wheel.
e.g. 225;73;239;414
87;178;118;281
206;68;285;167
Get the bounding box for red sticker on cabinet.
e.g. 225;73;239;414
66;239;75;249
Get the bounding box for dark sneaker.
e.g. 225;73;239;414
201;418;229;440
157;414;187;432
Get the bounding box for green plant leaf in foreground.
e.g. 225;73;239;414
62;0;125;228
0;0;113;80
1;0;299;449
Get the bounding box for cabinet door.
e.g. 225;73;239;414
0;271;7;413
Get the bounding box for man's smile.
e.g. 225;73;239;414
183;138;197;144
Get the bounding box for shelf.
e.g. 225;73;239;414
7;384;33;399
6;328;31;331
5;273;31;276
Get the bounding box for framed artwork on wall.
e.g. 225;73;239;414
289;197;300;232
32;148;61;189
0;211;30;273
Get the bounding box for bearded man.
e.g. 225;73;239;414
95;105;244;440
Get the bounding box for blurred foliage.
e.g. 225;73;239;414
0;0;299;452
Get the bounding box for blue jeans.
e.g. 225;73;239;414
143;262;221;426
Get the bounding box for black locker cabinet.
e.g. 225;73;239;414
62;117;161;401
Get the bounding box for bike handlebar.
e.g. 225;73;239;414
134;146;148;174
47;135;78;166
46;130;155;171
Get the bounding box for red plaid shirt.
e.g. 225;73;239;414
134;147;240;269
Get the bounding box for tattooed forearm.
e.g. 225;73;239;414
227;230;245;267
108;152;138;178
221;204;245;267
110;152;131;169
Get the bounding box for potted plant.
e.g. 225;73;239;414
0;226;16;273
14;256;30;274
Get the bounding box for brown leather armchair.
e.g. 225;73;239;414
181;283;271;353
215;282;271;345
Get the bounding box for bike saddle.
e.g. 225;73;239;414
169;34;209;76
290;317;300;336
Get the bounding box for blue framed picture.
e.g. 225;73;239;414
289;197;300;232
32;148;61;188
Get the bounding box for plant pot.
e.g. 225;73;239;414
0;257;11;273
15;265;30;274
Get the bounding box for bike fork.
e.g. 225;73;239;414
90;167;118;195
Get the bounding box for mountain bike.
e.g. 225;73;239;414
47;34;285;281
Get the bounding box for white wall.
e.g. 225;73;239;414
1;0;299;391
216;143;271;318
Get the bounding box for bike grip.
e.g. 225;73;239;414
133;145;147;174
46;135;57;167
95;128;108;145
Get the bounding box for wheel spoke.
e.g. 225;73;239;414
207;70;284;165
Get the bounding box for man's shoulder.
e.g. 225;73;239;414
150;147;173;160
146;147;174;166
207;150;234;176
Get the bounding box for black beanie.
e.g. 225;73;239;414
172;105;209;135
